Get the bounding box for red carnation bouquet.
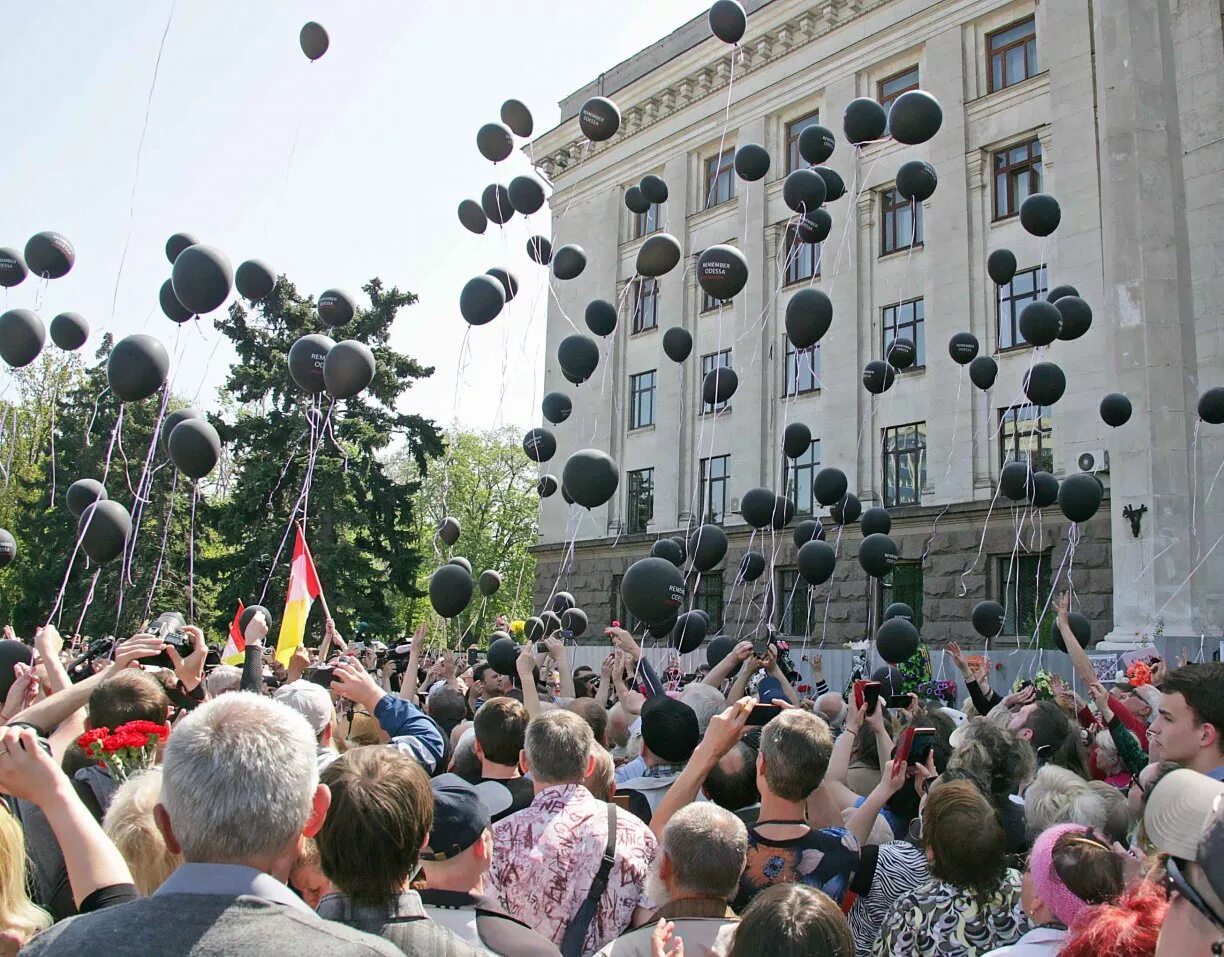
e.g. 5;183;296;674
77;720;169;782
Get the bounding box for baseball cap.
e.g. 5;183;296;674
420;774;491;862
1144;768;1224;860
273;680;334;736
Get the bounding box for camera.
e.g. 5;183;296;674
306;664;336;689
145;612;195;669
67;635;117;683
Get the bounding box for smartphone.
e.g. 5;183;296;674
752;639;772;658
853;680;866;710
863;681;882;716
1018;679;1034;691
887;694;914;709
557;630;574;640
745;703;783;726
909;727;937;766
536;642;548;653
893;725;916;765
467;647;480;666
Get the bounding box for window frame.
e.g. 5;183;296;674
995;265;1048;350
628;370;657;430
992;138;1042;221
878;65;921;111
783;339;821;397
625;468;654;534
998;404;1053;474
882;421;928;508
881;297;926;370
700;350;733;414
777;568;813;637
782;438;821;515
881;562;924;629
630;203;662;241
631;277;659;334
699;454;731;524
703;149;737;209
783;225;820;285
987;16;1038;94
785;110;822;174
998;552;1053;640
692;571;725;631
881;188;924;256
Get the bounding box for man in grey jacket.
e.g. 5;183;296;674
20;692;400;957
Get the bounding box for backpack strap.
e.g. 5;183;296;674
559;803;618;957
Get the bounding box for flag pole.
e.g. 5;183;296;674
295;519;332;622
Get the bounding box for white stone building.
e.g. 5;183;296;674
528;0;1224;648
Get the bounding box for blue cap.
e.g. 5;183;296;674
420;774;491;862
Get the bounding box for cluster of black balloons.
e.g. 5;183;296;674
0;233;87;368
426;517;503;618
843;89;942;147
62;480;129;563
285;330;375;400
459;98;542;240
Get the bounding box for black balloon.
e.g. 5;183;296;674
1055;296;1092;341
551;591;575;614
969;355;998;390
797;540;836;586
287;334;334;393
1047;285;1079;304
1100;393;1132;428
624;186;651;215
239;605;272;637
458;200;488;234
734;144;771;181
637;234;682;277
887;90;943;144
537;475;558;498
813;166;846;201
706;634;736;668
1032;471;1059;509
24;232;75;279
159;279;193;324
500;99;533;138
999;461;1034;501
529;614;553;642
843;98;887;144
886;337;916;370
562;449;619;508
783;422;811;459
552;245;587;281
481;184;514;225
796;209;832;244
876;617;920;664
662;327;692;362
542;392;572;425
702;366;738;405
971;600;1005;639
858;533;899;578
688;524;728;572
235;260;275;301
562;607;588;636
672;611;707;653
709;0;746;43
739;488;776;529
860;507;892;537
487;636;520;676
165;233;198;264
476;122;514;163
0;309;46;367
168;418;221;480
558;334;599;385
299;21;329;60
621;557;685;623
522;428;557;463
738;551;766;583
949;332;979;365
79;499;132;565
171;245;232;315
318;289;356;327
771;495;796;530
460;275;505;326
1020;193;1061;237
561;484;574;505
323;340;376;400
1052;611;1093;653
1058;473;1102;523
640;175;668;205
785;288;833;348
1018;300;1062;347
884;602;914;623
697;245;749;301
1023;362;1066;406
438;517;461;546
895;160;937;202
585;300;617;337
814;467;848;507
66;478;107;518
508;176;545;215
486;268;518;303
862;360;896;395
1199;388;1224;424
783;169;827;214
159;408;203;454
987;249;1017;286
830;493;861;525
579;97;620;142
107;334;169;402
651;538;686;567
527;236;552;265
793;518;825;548
0;248;28;288
429;564;473;618
799;124;836;165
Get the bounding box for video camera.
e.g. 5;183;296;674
144;612;195;669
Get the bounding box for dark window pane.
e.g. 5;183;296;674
882;298;926;368
626;468;654;534
701;350;732;414
786;111;821;173
883;422;927;507
629;370;656;429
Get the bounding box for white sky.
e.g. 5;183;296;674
1;1;712;432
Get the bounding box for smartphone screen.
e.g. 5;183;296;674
745;704;782;727
886;694;914;709
863;681;882;716
909;728;937;765
467;647;480;666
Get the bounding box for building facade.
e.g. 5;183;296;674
528;0;1224;648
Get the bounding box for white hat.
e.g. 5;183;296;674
274;680;334;736
1145;768;1224;860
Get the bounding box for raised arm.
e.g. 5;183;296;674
1055;591;1098;688
515;643;541;719
544;636;575;699
34;625;72;696
702;641;753;691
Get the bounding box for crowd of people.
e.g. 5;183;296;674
0;594;1222;957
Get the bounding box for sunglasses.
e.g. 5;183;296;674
1166;857;1224;940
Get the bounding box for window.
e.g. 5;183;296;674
783;225;820;284
883;422;927;507
878;66;920;111
881;563;924;629
610;573;640;632
993;138;1042;220
629;371;657;430
999;405;1053;473
777;569;813;637
999;553;1052;639
692;571;724;630
784;340;820;396
997;265;1048;349
704;149;736;209
881;188;924;255
784;439;821;515
987;16;1038;93
632;278;659;333
702;289;721;313
882;298;925;369
699;454;730;524
786;110;821;173
625;468;654;534
701;350;733;414
631;203;661;240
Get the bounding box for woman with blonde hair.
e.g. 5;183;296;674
101;769;182;896
0;803;51;952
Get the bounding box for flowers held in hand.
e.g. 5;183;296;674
77;720;169;781
1125;660;1153;688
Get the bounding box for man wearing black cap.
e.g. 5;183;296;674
419;775;560;957
617;696;700;825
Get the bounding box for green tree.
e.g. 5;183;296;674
397;425;539;643
205;276;443;641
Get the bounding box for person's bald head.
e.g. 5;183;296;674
816;692;847;729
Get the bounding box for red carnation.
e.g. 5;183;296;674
76;728;109;751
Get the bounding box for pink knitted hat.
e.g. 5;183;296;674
1030;823;1101;927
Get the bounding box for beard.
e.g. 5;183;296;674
644;857;669;909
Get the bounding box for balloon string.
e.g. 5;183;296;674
188;483;197;624
1190;419;1201;560
74;569;102;639
143;470;178;623
1154;529;1224;622
122;385;174;589
49;401;57;508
